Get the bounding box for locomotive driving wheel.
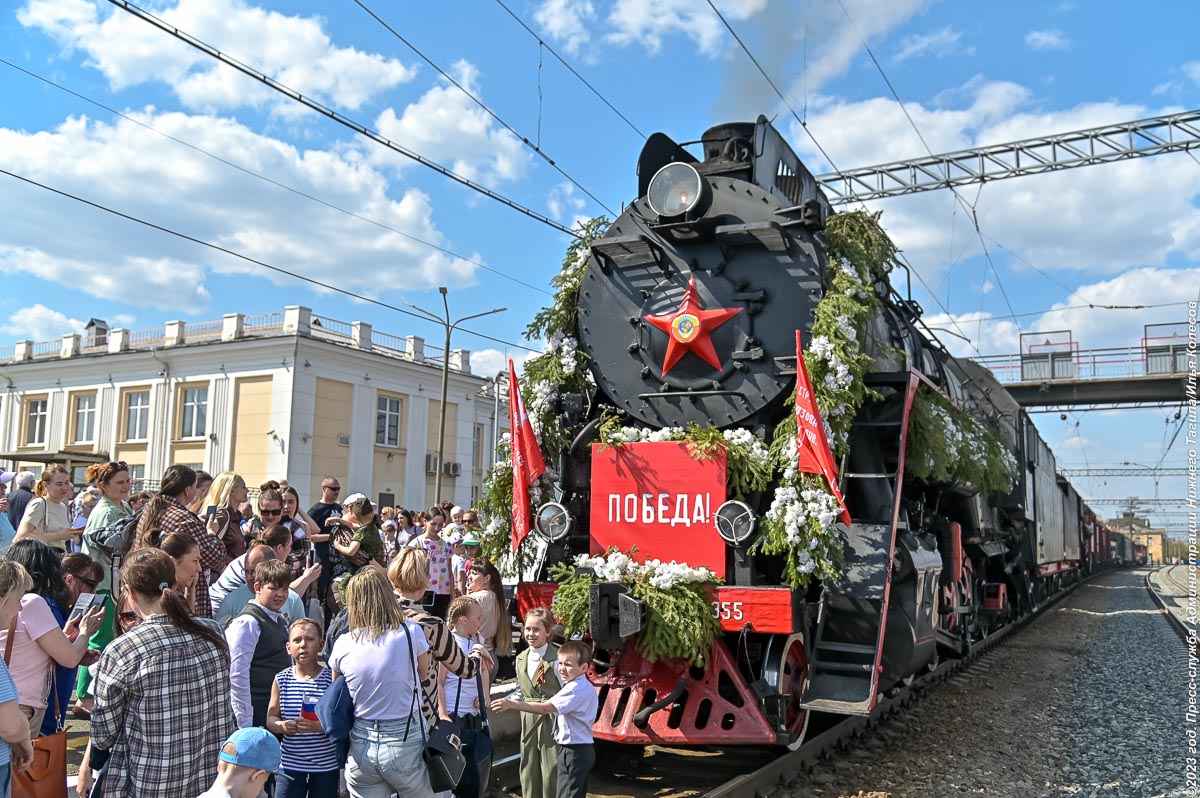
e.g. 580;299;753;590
762;633;810;750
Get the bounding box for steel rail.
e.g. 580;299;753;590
1146;565;1195;646
702;570;1100;798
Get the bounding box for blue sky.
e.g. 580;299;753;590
1;0;1197;535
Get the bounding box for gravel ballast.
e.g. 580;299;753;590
779;568;1189;798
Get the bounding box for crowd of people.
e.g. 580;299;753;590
0;464;596;798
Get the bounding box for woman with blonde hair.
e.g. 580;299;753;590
201;472;249;561
15;465;76;551
388;548;491;725
0;558;35;790
329;569;432;798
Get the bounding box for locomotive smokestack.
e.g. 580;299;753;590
700;122;758;177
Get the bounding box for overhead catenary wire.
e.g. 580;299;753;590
0;166;539;354
831;0;1022;336
949;300;1192;326
703;0;849;195
0;58;554;299
492;0;646;140
350;0;615;216
104;0;580;239
702;0;984;355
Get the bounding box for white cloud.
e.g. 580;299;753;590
0;110;483;311
891;26;966;65
790;83;1200;277
547;183;588;230
372;62;532;185
533;0;598;59
603;0;767;55
471;348;539;380
1032;267;1200;350
922;310;1020;357
922;266;1200;357
19;0;416;112
1185;61;1200;85
1060;431;1090;448
0;304;85;341
1024;29;1070;51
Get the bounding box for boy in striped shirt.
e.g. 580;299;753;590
266;618;339;797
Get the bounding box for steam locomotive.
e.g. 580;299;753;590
514;116;1110;748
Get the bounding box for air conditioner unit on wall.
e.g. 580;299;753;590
442;461;462;477
425;453;439;475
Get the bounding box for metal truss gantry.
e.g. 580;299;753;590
815;109;1200;204
1059;467;1189;478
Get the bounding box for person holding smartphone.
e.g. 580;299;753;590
280;486;322;589
0;541;103;736
201;472;250;562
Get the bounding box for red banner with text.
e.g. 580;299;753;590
589;441;728;578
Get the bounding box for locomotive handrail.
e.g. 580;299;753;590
637;389;747;399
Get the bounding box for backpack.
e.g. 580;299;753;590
83;510;142;557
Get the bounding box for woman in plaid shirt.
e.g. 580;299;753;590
82;548;236;798
133;466;227;618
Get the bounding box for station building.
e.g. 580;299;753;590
0;306;510;511
1106;511;1166;565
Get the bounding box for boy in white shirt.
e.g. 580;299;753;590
491;641;597;798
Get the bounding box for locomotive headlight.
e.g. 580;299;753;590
647;162;709;218
534;501;573;543
714;500;758;546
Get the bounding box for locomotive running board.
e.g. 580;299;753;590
799;370;923;716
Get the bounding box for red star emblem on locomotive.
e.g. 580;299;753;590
643;276;742;377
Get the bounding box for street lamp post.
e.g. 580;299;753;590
491;370;508;469
407;287;506;502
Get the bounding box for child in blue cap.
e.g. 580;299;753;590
197;727;281;798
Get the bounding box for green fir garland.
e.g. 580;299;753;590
906;389;1018;494
549;551;722;665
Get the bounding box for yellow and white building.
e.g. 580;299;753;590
0;306;509;510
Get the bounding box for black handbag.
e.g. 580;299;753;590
401;622;466;791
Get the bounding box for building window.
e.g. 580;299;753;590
125;390;150;441
24;398;47;445
73;394;97;443
376;396;401;447
180;387;208;438
470;484;480;506
472;423;484;471
128;464;145;490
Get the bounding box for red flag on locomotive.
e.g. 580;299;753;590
794;331;851;525
509;358;547;551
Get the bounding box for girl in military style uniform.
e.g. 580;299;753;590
514;608;561;798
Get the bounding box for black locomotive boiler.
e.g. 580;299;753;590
513;116;1102;748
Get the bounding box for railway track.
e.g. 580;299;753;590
493;569;1104;798
1146;563;1195;644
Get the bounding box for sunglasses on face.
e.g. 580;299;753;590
323;485;341;492
260;507;283;517
71;574;100;590
118;611;140;624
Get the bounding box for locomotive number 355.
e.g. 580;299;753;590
712;601;745;621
